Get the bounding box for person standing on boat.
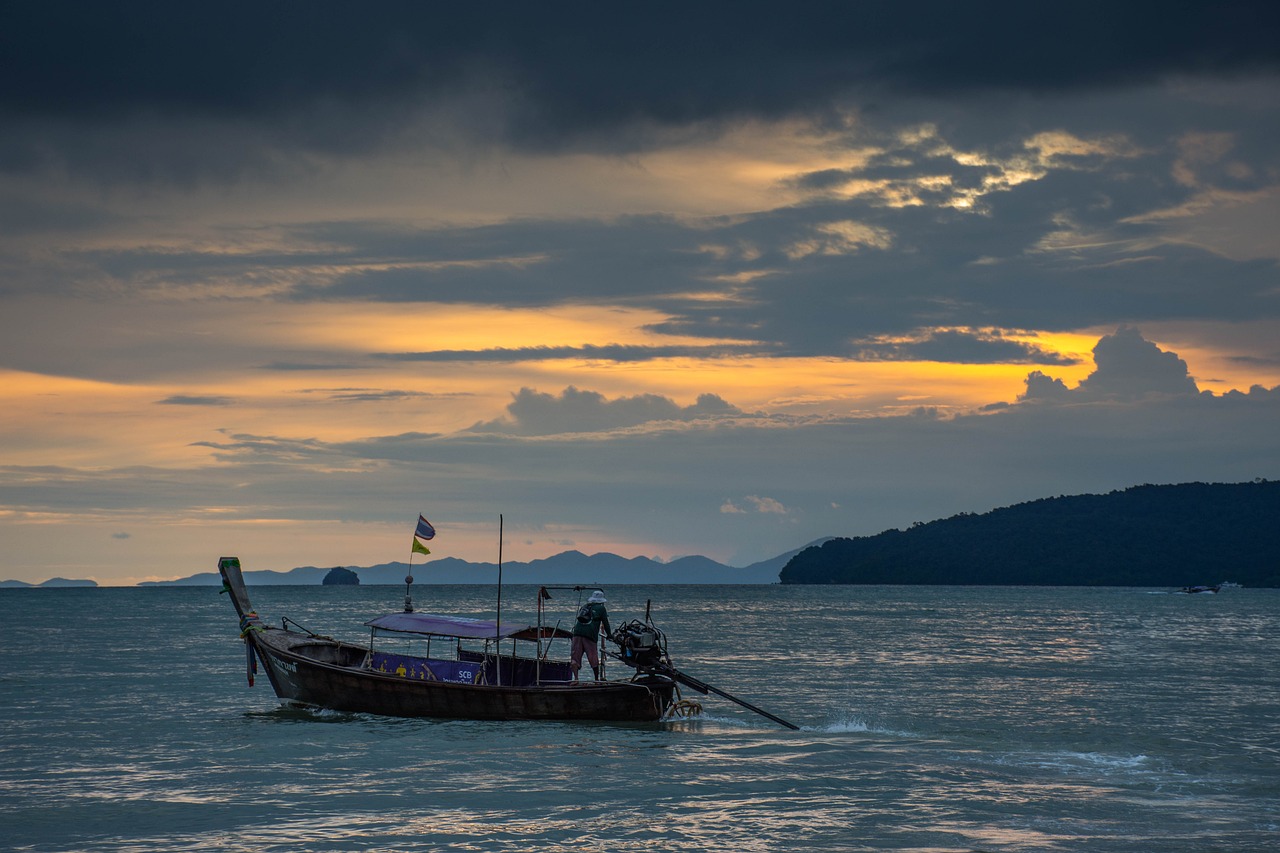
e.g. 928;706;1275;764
571;590;611;682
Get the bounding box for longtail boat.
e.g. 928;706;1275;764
218;514;798;728
218;556;681;723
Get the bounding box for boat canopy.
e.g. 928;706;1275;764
364;612;572;642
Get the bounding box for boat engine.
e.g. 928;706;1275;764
609;619;665;670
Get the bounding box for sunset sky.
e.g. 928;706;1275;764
3;3;1279;585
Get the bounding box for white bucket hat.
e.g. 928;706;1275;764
587;590;606;603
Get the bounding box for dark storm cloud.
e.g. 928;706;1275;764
638;199;1280;355
301;216;705;307
45;167;1276;367
374;335;1072;367
3;2;1277;163
849;330;1079;365
285;100;1278;339
4;6;1276;377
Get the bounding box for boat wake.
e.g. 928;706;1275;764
244;705;363;724
806;713;920;737
990;748;1171;784
815;719;877;734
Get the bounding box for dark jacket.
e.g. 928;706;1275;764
571;602;610;641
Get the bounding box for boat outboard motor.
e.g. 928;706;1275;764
609;620;665;669
608;611;801;730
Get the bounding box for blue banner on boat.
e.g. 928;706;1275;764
415;514;436;541
368;651;483;684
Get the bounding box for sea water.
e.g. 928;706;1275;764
1;583;1277;852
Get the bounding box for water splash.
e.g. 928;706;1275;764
809;713;919;737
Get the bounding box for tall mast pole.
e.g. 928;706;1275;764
496;514;504;629
495;514;504;685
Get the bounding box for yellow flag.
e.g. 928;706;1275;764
411;538;431;556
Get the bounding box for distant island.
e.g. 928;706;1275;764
322;567;360;585
780;481;1280;587
7;481;1278;589
0;577;99;589
135;543;816;587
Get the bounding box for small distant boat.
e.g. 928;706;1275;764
1179;585;1221;594
217;517;798;728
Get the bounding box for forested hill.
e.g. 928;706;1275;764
779;481;1280;587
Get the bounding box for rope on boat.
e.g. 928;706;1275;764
238;611;264;638
236;612;265;687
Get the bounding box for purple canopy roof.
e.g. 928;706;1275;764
364;612;572;641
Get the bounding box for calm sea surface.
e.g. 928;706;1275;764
1;583;1277;852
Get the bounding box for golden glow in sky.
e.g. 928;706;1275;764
2;25;1278;585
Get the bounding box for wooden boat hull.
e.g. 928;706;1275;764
247;625;676;723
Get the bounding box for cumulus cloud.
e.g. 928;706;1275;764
1020;370;1073;402
1076;327;1200;398
1222;384;1280;401
721;496;789;515
1020;327;1200;402
468;387;744;436
749;496;789;514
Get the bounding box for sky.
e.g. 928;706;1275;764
2;2;1279;585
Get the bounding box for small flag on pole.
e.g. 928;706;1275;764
411;539;431;556
415;514;436;541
